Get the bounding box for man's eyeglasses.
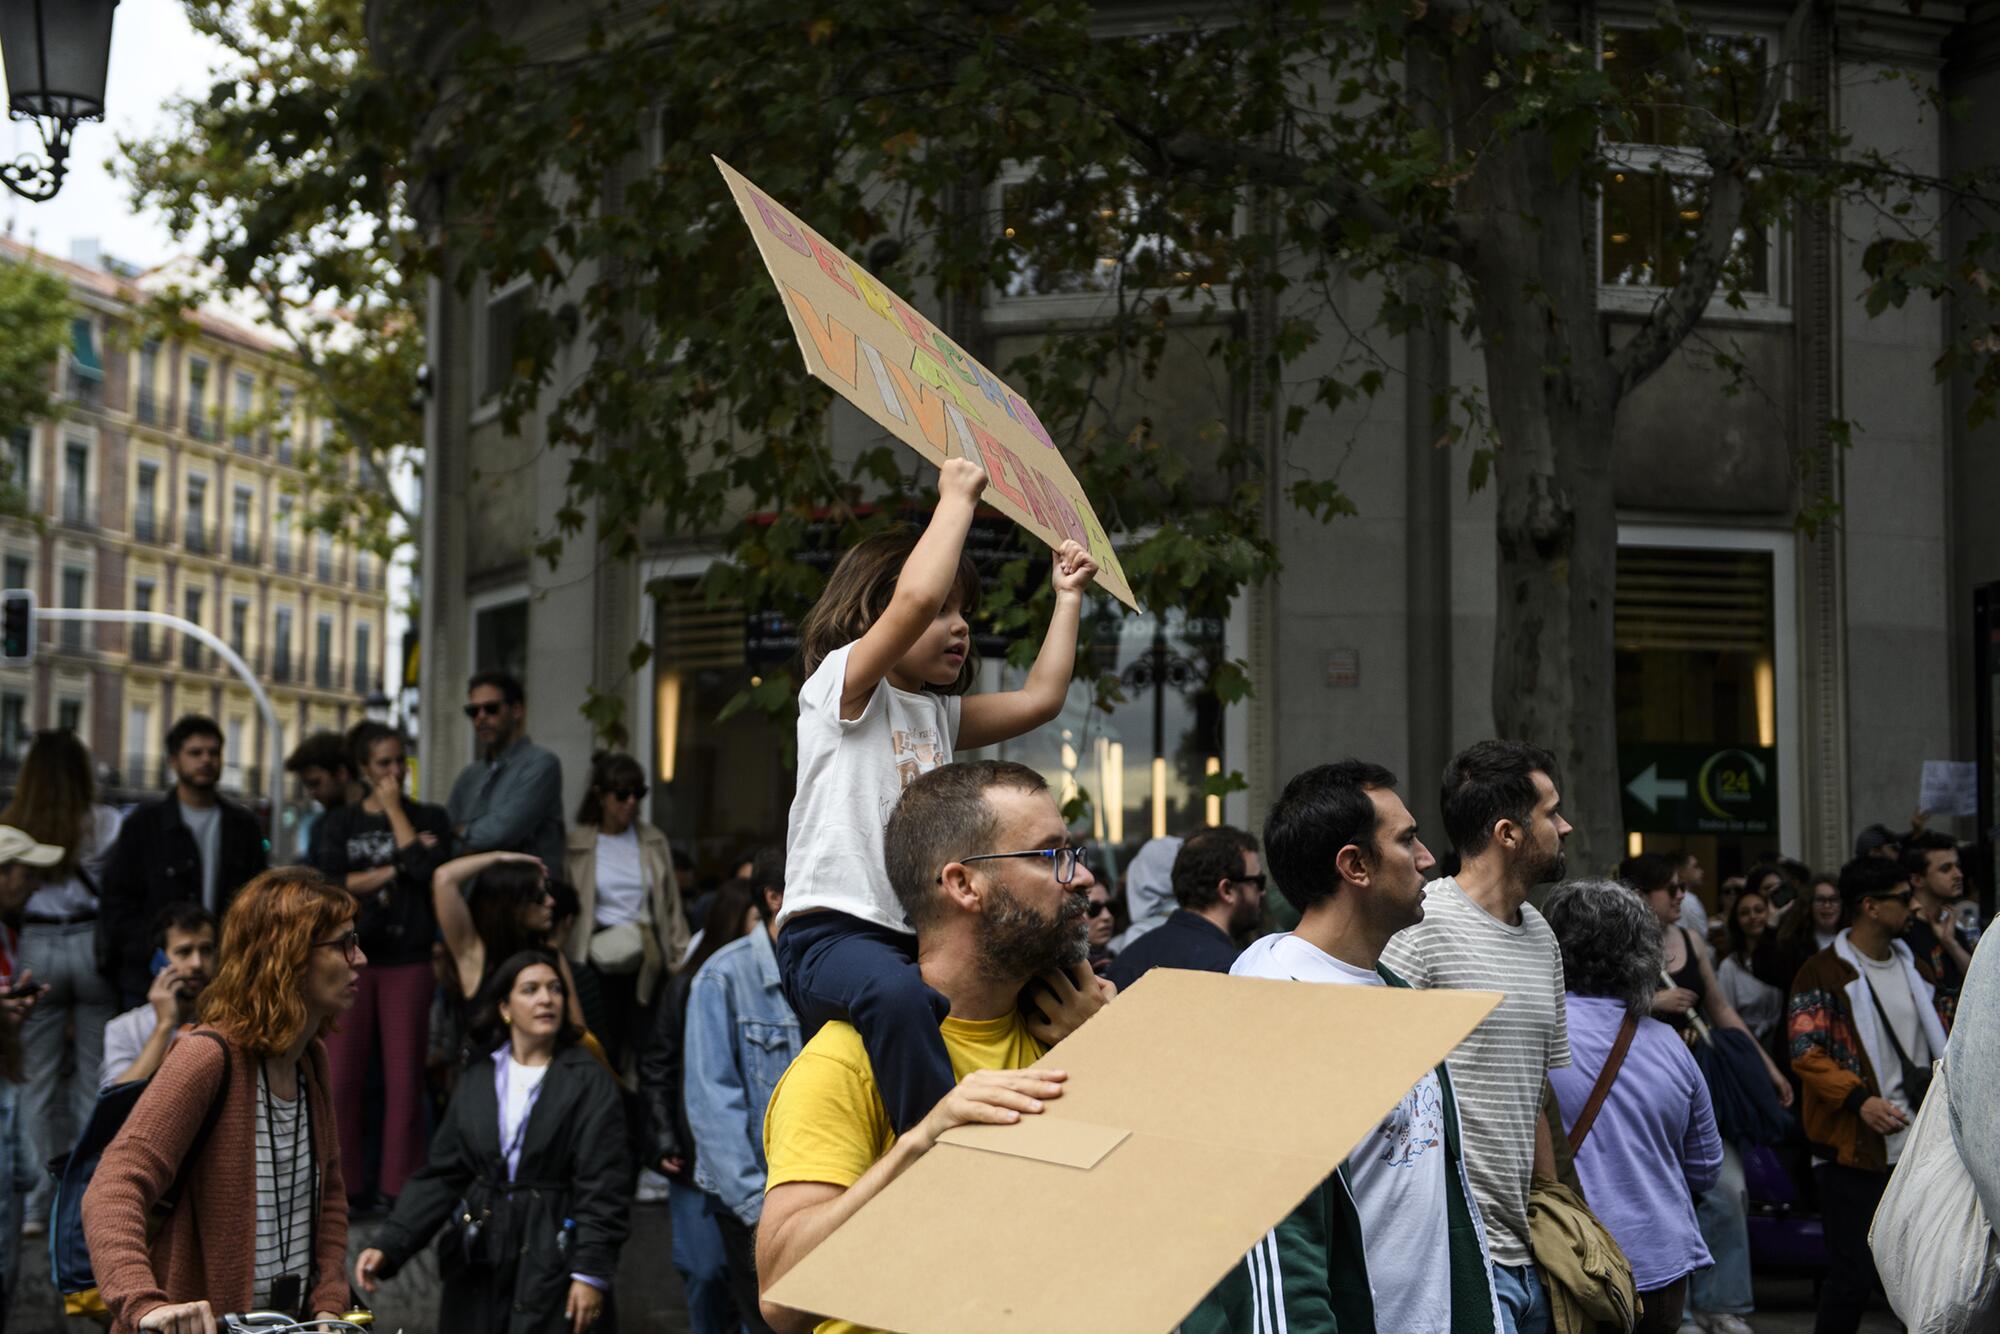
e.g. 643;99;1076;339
1085;898;1114;917
313;930;362;964
609;786;648;802
1811;893;1842;907
944;845;1090;885
1232;874;1268;893
1868;889;1915;906
463;701;506;719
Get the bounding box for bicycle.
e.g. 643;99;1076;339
220;1314;385;1333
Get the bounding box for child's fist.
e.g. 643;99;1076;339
1051;539;1098;594
939;457;988;505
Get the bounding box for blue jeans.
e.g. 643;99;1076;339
1690;1140;1752;1315
669;1178;739;1334
775;911;953;1134
1492;1262;1552;1334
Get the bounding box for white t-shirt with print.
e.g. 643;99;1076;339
1232;932;1454;1334
779;641;962;934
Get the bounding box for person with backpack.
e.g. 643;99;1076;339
80;867;363;1333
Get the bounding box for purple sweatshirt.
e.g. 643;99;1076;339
1548;994;1724;1291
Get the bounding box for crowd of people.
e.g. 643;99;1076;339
0;462;1985;1334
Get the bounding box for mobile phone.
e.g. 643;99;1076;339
151;947;170;977
3;979;47;1000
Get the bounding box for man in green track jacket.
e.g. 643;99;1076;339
1184;761;1500;1334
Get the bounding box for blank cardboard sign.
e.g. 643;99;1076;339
765;968;1501;1334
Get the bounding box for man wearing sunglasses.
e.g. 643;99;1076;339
1105;826;1262;993
1787;856;1948;1334
755;760;1110;1334
445;670;565;873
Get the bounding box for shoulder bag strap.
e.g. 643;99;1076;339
1567;1014;1638;1151
1860;973;1920;1068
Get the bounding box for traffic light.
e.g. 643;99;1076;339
2;589;35;663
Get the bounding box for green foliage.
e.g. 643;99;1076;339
0;258;71;515
115;0;422;565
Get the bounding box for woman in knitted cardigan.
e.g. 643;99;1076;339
82;868;362;1334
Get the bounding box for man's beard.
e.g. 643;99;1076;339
1530;842;1567;886
975;883;1088;980
1226;894;1263;943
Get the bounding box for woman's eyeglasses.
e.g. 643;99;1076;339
1085;899;1114;917
608;786;648;802
313;929;362;964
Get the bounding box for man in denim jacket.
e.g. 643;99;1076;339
685;848;799;1334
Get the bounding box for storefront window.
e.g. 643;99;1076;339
1615;545;1779;883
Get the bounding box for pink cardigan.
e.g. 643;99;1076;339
82;1025;349;1332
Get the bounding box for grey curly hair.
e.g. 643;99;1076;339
1543;878;1666;1019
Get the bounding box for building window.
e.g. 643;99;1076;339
135;462;160;541
185;475;208;552
473;596;529;682
1;693;27;761
229;597;250;656
315;533;333;583
231;485;254;561
126;703;153;785
67;318;103;408
62;440;91;527
59;566;86;651
355;550;372;592
57;698;82;733
183;588;205;669
354;622;372;694
1599;24;1776;301
3;556;27;592
314;614;334;688
231;371;255;453
4;428;28;498
133;578;156;660
136;341;159;425
274;385;295;460
275;496;294;571
187;357;211;439
480;281;530;403
991;162;1232;304
273;608;294;681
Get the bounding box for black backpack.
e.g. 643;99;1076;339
46;1028;232;1298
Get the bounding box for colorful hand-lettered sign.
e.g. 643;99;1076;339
714;157;1139;611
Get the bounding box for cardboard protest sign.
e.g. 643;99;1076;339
714;157;1139;610
766;967;1501;1334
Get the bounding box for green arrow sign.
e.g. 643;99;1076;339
1618;742;1777;836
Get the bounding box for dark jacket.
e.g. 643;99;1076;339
636;969;695;1171
1105;909;1240;992
312;800;456;968
373;1043;632;1334
98;793;268;998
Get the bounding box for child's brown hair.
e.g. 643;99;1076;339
797;527;982;694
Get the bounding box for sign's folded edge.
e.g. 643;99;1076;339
936;1115;1130;1170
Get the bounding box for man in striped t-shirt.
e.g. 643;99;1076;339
1381;741;1573;1334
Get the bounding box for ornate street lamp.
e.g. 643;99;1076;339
0;0;118;201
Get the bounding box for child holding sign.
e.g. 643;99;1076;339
780;457;1102;1131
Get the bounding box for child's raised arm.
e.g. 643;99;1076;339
838;458;987;719
957;539;1098;750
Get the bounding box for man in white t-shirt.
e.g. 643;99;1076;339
1187;760;1500;1334
1380;741;1574;1334
99;903;218;1088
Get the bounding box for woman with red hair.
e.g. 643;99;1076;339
83;867;364;1333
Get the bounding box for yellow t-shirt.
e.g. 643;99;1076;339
762;1012;1047;1334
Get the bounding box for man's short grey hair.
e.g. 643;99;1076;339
883;760;1050;930
1542;878;1665;1019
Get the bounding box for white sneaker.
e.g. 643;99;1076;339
1675;1321;1703;1334
1698;1314;1755;1334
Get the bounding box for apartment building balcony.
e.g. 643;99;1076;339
187;406;211;440
58;492;99;532
65;368;102;411
133;511;163;543
185;524;212;556
130;626;163;664
135;389;158;426
231;534;260;564
182;636;209;670
271;653;294;684
275;540;293;573
314;660;334;690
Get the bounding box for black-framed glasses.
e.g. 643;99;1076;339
1085;898;1114;917
1868;889;1915;905
609;786;648;802
1232;874;1268;893
943;845;1090;885
463;701;506;719
313;930;362;964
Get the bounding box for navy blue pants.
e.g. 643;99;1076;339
775;910;954;1134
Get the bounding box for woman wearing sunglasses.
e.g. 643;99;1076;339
83;868;363;1333
562;751;687;1072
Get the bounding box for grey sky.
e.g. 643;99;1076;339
3;0;227;270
